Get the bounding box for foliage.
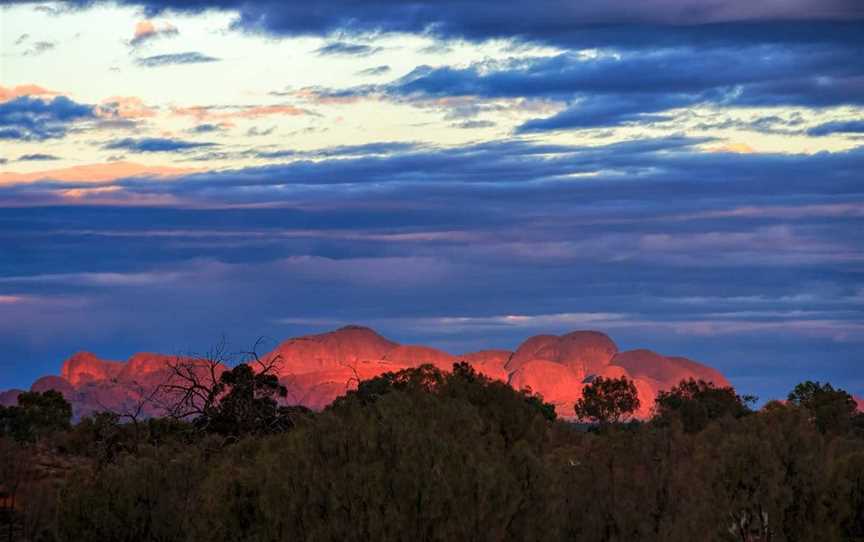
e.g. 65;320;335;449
653;378;755;433
787;380;858;434
0;390;72;442
574;375;640;425
197;363;309;438
1;376;863;542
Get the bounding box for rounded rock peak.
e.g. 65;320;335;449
270;325;399;374
611;349;729;390
506;330;618;377
31;375;76;398
61;351;123;386
383;344;454;369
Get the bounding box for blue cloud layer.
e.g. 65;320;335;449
1;139;862;400
55;0;863;50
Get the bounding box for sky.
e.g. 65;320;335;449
0;0;862;401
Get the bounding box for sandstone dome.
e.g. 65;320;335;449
382;345;455;369
4;326;734;421
31;375;76;398
460;350;513;382
61;352;123;386
508;359;586;418
506;330;618;377
268;325;398;375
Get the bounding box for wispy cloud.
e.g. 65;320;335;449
130;20;178;47
135;51;219;67
17;153;61;161
315;42;383;57
103;137;216;153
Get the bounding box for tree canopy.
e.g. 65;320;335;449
574;375;640;425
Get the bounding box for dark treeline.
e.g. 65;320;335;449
1;361;863;542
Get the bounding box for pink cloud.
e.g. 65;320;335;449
0;84;59;102
0;161;201;185
96;96;158;119
171;104;311;122
130;20;178;47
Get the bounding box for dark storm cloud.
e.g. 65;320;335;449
0;96;95;141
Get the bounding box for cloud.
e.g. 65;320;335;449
355;65;391;77
17;153;61;161
368;47;863;128
452;119;495;129
246;125;275;136
135;51;219;67
130;20;178;47
21;40;56;56
190;122;230;133
315;42;383;57
0;161;201;184
517;93;698;131
171;103;311;121
96;96;157;119
807;119;864;136
88;0;864;50
0;84;59;102
0;96;95;141
103;137;216;152
2;135;861;398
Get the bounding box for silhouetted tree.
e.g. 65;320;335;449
574;376;640;425
201;363;309;437
653;378;755;433
787;380;858;434
0;390;72;442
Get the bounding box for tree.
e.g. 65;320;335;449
787;380;857;434
0;390;72;443
157;337;306;438
653;379;754;433
201;363;308;437
574;376;640;425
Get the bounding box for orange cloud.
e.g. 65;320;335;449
0;161;201;185
134;20;156;39
171;104;310;121
97;96;158;119
0;84;59;102
131;20;178;46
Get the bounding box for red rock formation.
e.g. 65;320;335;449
3;326;734;421
855;395;864;412
0;389;22;407
61;352;123;385
506;330;618;377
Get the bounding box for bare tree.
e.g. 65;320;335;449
155;336;233;429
